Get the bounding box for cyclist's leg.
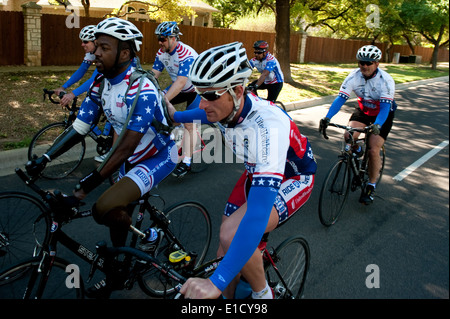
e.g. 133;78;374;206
94;143;177;246
266;82;283;102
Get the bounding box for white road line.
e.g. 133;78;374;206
393;140;449;182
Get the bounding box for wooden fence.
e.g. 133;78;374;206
0;11;24;66
1;11;448;66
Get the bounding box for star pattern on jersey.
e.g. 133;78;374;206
251;177;282;188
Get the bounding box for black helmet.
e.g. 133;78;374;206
253;40;269;52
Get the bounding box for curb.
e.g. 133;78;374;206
1;75;448;177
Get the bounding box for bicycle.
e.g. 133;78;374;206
246;85;286;111
0;167;212;298
168;231;310;299
318;123;386;226
171;122;224;174
27;89;113;180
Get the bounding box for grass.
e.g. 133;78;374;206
0;62;448;150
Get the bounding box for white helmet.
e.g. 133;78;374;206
95;17;143;52
189;42;252;89
356;45;382;62
79;25;96;42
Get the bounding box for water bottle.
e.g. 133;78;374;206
139;227;160;253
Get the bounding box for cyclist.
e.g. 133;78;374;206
319;45;396;205
26;17;177;297
247;40;284;102
152;21;199;178
52;25;112;163
53;25;99;107
168;42;316;299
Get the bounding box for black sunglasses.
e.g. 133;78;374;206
157;37;168;43
254;51;264;54
195;88;231;101
358;61;374;66
82;40;90;44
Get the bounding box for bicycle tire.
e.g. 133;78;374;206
318;158;351;226
265;235;310;299
138;201;212;297
274;101;286;111
0;256;84;299
0;192;50;270
28;122;86;179
191;124;222;173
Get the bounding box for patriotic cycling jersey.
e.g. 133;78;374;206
74;65;172;164
173;93;316;291
62;52;97;96
338;68;396;117
249;52;284;84
152;42;198;93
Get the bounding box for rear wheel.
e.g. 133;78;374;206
28;122;86;179
265;236;310;299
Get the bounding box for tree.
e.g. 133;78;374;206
399;0;449;69
107;1;194;21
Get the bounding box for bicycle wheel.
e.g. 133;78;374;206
0;256;83;299
191;124;222;173
138;201;212;297
362;145;386;186
318;158;351;226
274;101;286;111
0;192;50;270
265;236;310;299
28;122;86;179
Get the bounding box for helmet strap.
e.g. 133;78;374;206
221;83;246;126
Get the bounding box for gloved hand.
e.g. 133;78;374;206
319;117;330;135
370;124;381;135
25;156;49;177
75;169;104;194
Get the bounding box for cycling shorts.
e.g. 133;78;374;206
225;171;315;226
349;106;395;140
117;142;177;196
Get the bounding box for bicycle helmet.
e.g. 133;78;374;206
189;42;252;89
253;40;269;52
79;25;96;42
189;42;252;124
95;17;143;52
155;21;182;37
356;45;382;62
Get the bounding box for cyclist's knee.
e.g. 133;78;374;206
92;203;131;230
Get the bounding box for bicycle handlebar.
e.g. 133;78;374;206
322;122;371;140
43;88;78;111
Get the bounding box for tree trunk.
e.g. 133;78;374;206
275;0;292;83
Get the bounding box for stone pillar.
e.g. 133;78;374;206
21;2;42;66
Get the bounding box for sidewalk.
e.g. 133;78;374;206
0;75;448;177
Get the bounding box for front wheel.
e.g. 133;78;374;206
265;236;310;299
138;201;212;297
0;192;50;270
0;256;84;299
318;158;351;226
28;122;86;179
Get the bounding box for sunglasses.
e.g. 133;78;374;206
195;87;231;101
254;51;264;54
358;61;374;66
82;41;90;44
157;37;168;43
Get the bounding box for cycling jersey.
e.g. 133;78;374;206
63;52;96;95
152;42;198;93
327;68;396;127
249;52;284;84
74;65;173;165
174;93;316;292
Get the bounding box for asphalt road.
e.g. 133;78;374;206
0;78;448;300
